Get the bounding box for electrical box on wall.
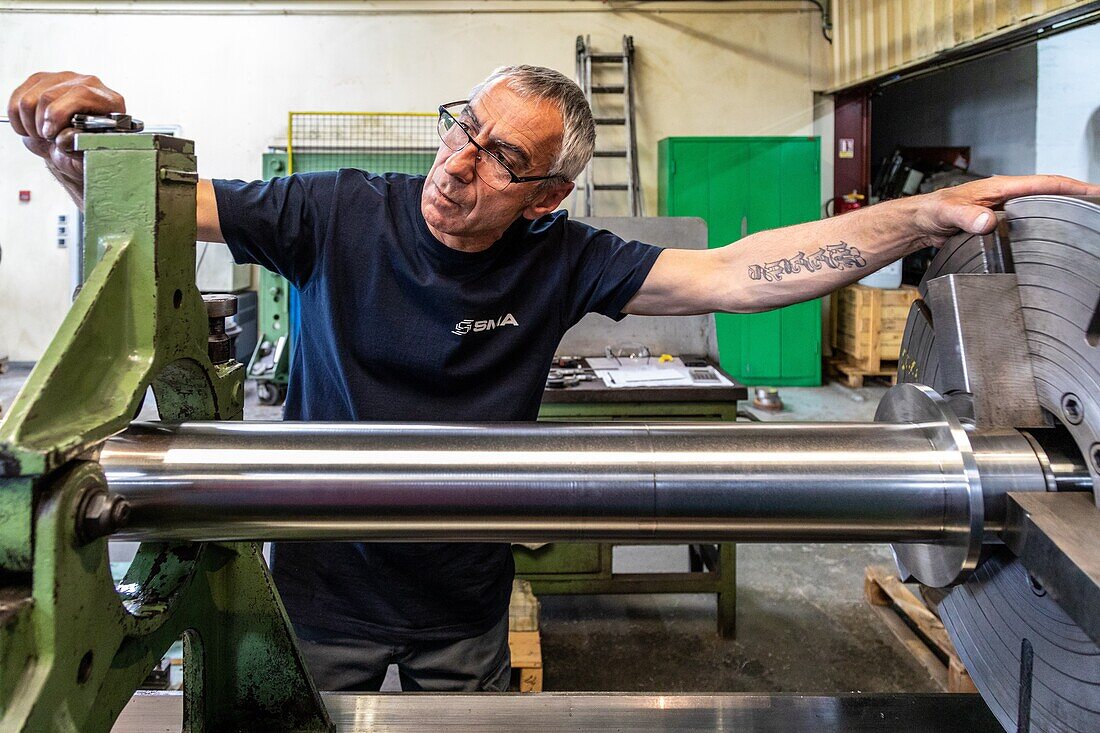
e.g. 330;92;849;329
56;213;72;248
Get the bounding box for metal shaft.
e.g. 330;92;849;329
101;420;1058;543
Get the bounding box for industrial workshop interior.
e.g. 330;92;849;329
1;1;1099;731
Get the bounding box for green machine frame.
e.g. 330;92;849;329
0;133;332;732
247;153;294;406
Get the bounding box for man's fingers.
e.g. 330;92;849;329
1044;174;1100;196
979;174;1100;203
34;84;67;139
48;144;82;185
7;71;49;136
944;203;998;235
924;175;1100;243
21;135;52;158
14;75;55;139
19;130;79;183
967;206;997;234
54;128;78;154
38;79;123;139
7;72;126;140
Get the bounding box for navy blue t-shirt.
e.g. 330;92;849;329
213;171;662;643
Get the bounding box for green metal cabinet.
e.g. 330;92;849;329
658;137;822;385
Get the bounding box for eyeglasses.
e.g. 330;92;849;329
437;100;561;191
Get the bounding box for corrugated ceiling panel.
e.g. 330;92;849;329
831;0;1096;90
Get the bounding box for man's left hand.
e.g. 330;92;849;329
914;174;1100;244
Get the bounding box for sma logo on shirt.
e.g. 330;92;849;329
452;313;519;336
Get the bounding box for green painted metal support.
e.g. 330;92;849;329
247;154;294;406
0;133;332;732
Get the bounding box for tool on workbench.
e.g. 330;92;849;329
546;355;598;389
545;369;596;389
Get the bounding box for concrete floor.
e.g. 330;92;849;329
0;366;937;694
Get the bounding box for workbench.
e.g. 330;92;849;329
538;359;745;420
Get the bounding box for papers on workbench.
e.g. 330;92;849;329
599;367;694;388
589;357;733;389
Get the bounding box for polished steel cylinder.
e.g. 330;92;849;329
100;420;1058;543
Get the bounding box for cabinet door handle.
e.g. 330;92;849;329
741;216;748;239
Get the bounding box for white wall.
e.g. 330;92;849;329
1036;22;1100;181
812;91;834;355
813;92;834;211
0;4;827;361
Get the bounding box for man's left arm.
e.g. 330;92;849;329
625;175;1100;316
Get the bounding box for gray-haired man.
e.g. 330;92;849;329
9;65;1099;692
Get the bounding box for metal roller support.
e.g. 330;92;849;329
898;195;1100;733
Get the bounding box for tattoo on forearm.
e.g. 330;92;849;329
746;242;867;282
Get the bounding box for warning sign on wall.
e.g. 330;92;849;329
838;138;855;159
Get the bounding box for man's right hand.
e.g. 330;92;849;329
7;71;126;204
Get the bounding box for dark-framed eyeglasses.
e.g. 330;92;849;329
437;100;561;191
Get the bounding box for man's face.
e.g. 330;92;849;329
421;80;569;243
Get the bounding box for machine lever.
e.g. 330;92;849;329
0;112;144;133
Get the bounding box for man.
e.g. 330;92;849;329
9;67;1099;693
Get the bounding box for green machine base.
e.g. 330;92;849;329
0;133;331;732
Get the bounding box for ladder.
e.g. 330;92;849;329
576;35;643;216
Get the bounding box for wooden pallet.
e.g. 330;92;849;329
509;630;543;692
509;579;543;692
832;285;920;373
829;356;900;389
864;566;976;693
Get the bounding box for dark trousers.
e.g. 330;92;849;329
294;612;511;692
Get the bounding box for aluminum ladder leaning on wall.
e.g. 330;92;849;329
576;35;643;216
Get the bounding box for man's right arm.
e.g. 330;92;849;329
197;179;224;243
8;71;223;242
